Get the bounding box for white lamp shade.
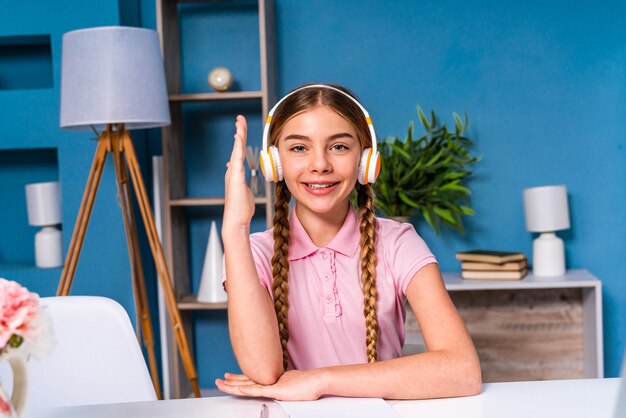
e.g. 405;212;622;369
60;26;171;131
25;182;62;226
523;185;570;232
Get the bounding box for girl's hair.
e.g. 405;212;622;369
268;84;379;368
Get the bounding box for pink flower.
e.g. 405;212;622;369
0;278;40;348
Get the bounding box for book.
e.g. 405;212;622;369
456;250;526;264
462;259;527;271
461;268;528;280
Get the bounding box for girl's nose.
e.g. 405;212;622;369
308;149;332;173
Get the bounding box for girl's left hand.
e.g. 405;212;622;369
215;370;325;401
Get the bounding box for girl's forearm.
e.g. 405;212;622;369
316;348;482;400
223;227;283;384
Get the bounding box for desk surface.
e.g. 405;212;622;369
27;378;622;418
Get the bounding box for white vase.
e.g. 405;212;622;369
34;226;63;268
197;221;227;303
0;350;28;418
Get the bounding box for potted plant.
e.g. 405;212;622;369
373;107;479;234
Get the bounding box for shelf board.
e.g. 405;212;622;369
169;196;270;206
178;294;227;310
169;91;263;102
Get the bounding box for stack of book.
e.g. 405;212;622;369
456;250;528;280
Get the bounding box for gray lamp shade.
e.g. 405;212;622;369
523;185;570;232
25;181;62;226
60;26;171;130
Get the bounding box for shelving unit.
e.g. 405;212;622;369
406;269;603;382
156;0;275;398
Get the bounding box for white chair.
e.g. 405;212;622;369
9;296;157;409
614;349;626;418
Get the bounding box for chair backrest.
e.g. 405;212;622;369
7;296;157;409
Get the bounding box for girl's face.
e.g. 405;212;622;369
276;105;362;221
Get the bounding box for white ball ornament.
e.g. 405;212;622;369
208;67;233;92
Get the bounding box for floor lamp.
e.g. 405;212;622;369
58;26;200;398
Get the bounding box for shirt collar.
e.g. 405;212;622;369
289;205;360;261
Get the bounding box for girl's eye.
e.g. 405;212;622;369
332;144;348;151
291;145;306;152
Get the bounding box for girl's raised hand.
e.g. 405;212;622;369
223;115;256;230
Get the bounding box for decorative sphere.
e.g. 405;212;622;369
208;67;233;92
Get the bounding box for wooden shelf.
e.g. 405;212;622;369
169;91;263;102
158;0;275;398
178;294;228;310
169;196;270;206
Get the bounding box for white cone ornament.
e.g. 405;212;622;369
197;221;227;303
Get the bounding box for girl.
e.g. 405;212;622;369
216;84;482;401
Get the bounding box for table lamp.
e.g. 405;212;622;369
59;26;199;398
25;181;62;268
523;185;570;276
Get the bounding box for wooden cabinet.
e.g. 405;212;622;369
405;269;603;381
156;0;275;397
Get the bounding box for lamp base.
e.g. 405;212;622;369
35;226;63;268
532;232;565;277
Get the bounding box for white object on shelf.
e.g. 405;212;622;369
208;67;233;92
197;221;227;303
25;181;63;268
523;185;570;276
34;226;63;268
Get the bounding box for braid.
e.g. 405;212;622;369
271;181;292;369
356;183;379;363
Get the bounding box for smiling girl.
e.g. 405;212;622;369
216;84;482;401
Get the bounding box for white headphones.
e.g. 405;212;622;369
259;84;380;185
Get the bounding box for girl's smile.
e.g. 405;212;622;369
303;182;339;194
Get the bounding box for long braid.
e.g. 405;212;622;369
356;183;378;362
271;181;292;369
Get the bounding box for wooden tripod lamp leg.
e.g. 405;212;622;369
110;133;163;399
57;136;110;296
120;131;201;398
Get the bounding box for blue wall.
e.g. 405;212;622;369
3;0;625;390
278;0;626;379
269;0;626;376
0;0;149;348
149;0;626;381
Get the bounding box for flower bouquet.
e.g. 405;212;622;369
0;278;55;417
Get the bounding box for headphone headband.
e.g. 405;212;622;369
262;84;377;155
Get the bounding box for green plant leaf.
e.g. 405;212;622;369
433;206;456;224
375;106;479;234
390;142;412;161
417;106;430;130
398;191;420;209
460;205;476;215
441;180;470;194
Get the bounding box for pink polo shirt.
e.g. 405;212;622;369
233;206;436;371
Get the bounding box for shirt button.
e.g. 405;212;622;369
324;296;332;304
321;252;327;260
323;274;329;281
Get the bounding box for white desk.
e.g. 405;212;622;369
27;378;622;418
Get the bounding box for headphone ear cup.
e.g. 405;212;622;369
358;148;377;184
370;151;381;183
270;146;283;181
260;149;275;182
259;146;282;182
